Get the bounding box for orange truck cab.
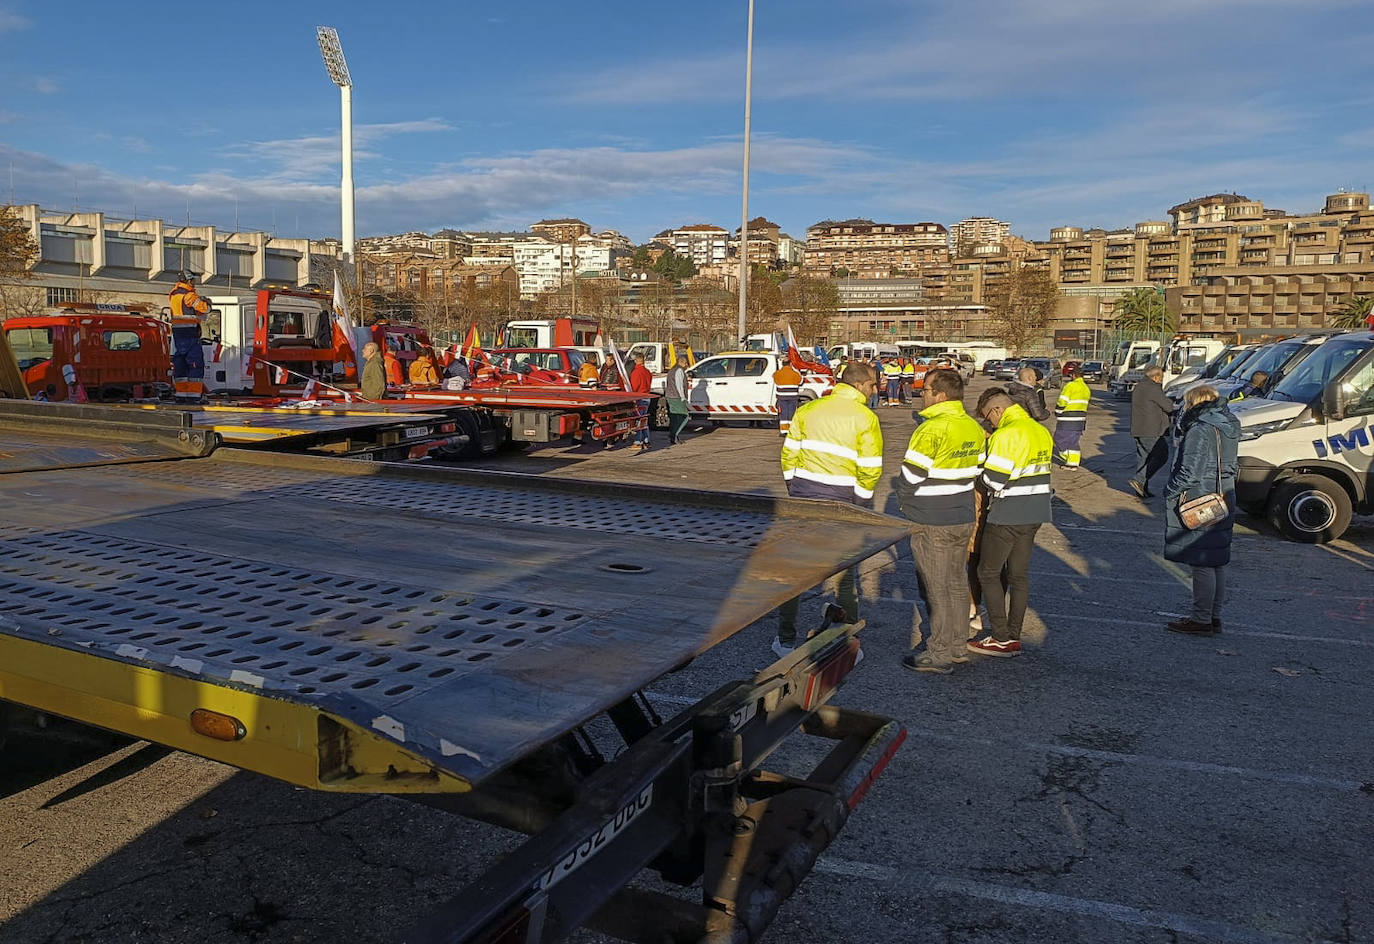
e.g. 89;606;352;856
2;307;169;401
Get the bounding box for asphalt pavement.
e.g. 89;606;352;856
2;379;1371;944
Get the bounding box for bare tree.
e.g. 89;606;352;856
0;206;40;318
635;279;677;341
984;265;1058;354
780;274;838;347
683;281;735;351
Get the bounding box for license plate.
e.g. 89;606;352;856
403;426;433;440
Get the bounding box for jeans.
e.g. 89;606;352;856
910;522;977;664
778;565;857;645
1130;436;1169;492
635;401;651;444
976;523;1041;641
1191;565;1226;623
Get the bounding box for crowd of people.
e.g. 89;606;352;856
775;357;1241;669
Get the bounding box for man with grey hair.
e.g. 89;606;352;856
1129;364;1173;498
360;341;387;401
1006;365;1051;423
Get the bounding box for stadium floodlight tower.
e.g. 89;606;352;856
316;26;355;269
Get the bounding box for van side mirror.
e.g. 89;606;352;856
1321;382;1345;421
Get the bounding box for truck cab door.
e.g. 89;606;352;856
736;356;775;413
687;357;732;413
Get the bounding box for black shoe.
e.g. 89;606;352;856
1128;480;1152;499
1166;618;1216;635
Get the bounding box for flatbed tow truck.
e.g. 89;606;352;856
3;297;649;461
0;393;908;943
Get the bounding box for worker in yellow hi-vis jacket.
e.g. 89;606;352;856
1053;365;1092;469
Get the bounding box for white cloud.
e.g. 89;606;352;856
32;77;58;94
0;9;30;32
561;0;1367;106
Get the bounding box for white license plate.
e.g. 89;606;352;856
403;426;433;439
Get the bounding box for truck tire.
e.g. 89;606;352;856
1266;475;1352;544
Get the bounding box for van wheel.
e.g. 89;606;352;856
1266;475;1352;543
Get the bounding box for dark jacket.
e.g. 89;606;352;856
1007;380;1050;422
1164;399;1240;567
1131;378;1174;438
360;354;387;401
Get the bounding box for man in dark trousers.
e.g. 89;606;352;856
1128;365;1174;499
1007;365;1051;423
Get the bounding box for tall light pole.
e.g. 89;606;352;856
316;26;355;273
736;0;755;344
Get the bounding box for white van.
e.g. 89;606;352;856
1234;331;1374;542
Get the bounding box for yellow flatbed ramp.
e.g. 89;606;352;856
0;411;910;795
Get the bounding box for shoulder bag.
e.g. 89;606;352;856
1178;428;1228;530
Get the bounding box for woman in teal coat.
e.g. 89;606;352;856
1163;385;1240;635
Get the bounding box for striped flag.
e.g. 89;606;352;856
461;324;482;360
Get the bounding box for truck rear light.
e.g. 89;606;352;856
846;728;905;810
189;708;246;742
801;638;860;711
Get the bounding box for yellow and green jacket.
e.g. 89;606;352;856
781;384;883;507
896;400;986;525
1055;377;1092;424
982;404;1054;525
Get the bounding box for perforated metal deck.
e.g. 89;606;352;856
0;447;911;786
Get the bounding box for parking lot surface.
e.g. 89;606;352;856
2;379;1371;944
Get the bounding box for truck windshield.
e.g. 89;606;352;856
1268;337;1373;404
5;327;53;370
1215;347;1260;380
1235;340;1301;381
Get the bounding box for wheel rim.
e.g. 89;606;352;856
1288;491;1336;533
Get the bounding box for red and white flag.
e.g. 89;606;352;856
607;338;633;392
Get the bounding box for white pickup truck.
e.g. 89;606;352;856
651;351;834;424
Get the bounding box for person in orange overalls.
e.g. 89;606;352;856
168;272;211;402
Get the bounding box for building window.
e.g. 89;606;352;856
46;287;79;307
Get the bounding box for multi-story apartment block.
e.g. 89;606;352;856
777;234;804;268
662;225;730;268
530;218;592;244
950;217;1010;252
430;230;473;260
916;190;1374;343
802;220;950;276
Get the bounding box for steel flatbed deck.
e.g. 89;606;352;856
0;402;910;943
0;424;906;791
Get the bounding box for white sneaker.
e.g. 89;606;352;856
771;637;795;658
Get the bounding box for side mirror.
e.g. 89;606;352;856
1321;381;1345;421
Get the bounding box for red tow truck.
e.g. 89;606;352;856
2;304;170;402
4;290;648;457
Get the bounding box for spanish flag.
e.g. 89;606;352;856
461;324;482;360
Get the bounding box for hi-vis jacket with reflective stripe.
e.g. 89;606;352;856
982;403;1054;525
1055;377;1092;423
896;400;987;525
169;280;211;329
781;383;883;506
773;362;802;395
882;360;902;378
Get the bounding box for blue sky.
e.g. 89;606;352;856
3;1;1372;244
